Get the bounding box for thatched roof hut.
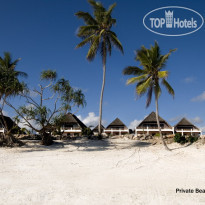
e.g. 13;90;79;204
61;113;87;129
137;112;172;128
106;118;128;129
92;124;105;132
0;115;17;130
174;118;199;130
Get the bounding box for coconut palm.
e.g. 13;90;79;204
0;52;27;146
123;42;176;150
75;0;123;136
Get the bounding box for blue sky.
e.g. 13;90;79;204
0;0;205;131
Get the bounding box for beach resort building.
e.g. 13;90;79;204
0;115;17;133
60;113;87;136
135;112;174;136
92;124;105;136
104;118;129;136
174;118;201;136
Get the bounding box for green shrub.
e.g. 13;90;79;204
154;133;160;137
82;127;93;136
187;135;198;143
174;133;187;144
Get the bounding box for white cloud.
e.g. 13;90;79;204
191;91;205;102
18;118;42;132
77;112;106;128
128;119;142;130
190;116;203;124
184;77;195;83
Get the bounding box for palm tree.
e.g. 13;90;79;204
123;42;176;150
75;0;123;136
0;52;27;146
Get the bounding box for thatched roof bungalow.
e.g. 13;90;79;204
60;113;87;136
136;112;174;136
0;115;19;133
92;124;105;135
174;118;201;136
104;118;129;136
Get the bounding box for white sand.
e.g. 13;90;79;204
0;139;205;205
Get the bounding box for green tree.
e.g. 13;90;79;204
6;70;86;145
0;52;27;146
75;0;123;136
123;42;176;150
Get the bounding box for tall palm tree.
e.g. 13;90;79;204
123;42;176;150
75;0;123;136
0;52;27;146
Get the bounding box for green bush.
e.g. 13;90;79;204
174;133;187;144
154;133;160;137
187;135;198;143
82;127;93;136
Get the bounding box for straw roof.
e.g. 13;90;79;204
93;124;104;131
106;118;127;128
62;113;87;128
174;118;199;129
0;115;16;130
137;112;172;128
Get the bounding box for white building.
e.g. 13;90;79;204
104;118;129;136
135;112;174;136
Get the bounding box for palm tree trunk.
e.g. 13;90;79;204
98;59;106;137
155;95;171;151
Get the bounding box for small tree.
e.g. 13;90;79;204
6;70;86;145
0;52;27;146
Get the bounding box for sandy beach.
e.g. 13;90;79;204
0;139;205;205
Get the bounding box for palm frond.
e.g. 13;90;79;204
107;3;116;15
75;11;97;25
103;3;116;25
75;34;95;49
88;0;104;11
126;74;148;85
136;77;152;96
158;70;168;79
14;71;28;78
123;66;145;75
77;25;98;38
108;31;123;54
158;48;177;69
162;79;175;97
87;35;101;61
136;48;151;68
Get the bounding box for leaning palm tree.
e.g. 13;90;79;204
75;0;123;136
123;42;176;151
0;52;27;146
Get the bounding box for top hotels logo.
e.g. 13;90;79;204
165;10;173;28
143;6;204;36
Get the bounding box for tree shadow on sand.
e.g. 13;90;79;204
170;142;193;151
18;139;152;153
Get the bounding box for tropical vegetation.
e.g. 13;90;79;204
0;52;27;146
123;41;176;151
5;70;86;145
